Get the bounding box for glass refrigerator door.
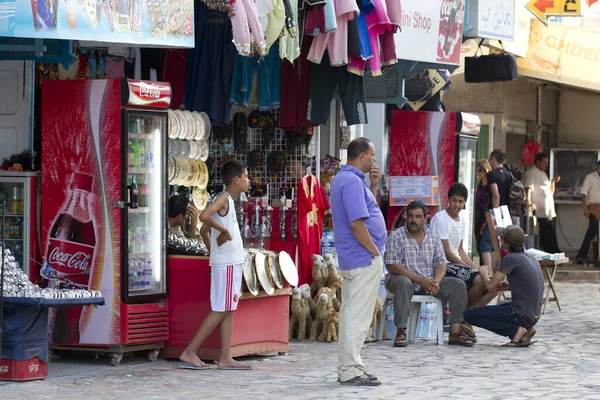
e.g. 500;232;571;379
456;135;477;257
0;177;29;275
123;110;167;301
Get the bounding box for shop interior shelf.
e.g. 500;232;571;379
128;253;153;259
128;133;155;140
128;207;151;214
128;167;153;174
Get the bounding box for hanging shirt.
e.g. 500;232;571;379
265;0;286;54
297;175;328;285
307;0;360;66
231;0;267;56
280;0;301;62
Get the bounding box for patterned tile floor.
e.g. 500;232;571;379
1;283;600;400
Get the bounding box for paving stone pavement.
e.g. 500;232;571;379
1;283;600;400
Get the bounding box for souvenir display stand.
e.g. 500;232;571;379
1;296;105;381
161;251;295;360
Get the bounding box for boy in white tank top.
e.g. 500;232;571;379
179;160;251;371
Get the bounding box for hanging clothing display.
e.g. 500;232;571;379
297;174;328;286
307;0;359;66
279;37;318;130
308;50;367;126
280;0;301;62
230;0;267;56
229;43;281;111
161;49;188;110
186;3;236;126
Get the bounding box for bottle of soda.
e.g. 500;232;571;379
138;175;148;207
129;175;138;209
128;140;135;167
130;140;140;167
46;172;96;345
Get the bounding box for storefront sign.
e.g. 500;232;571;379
0;0;194;48
389;176;440;206
526;0;582;25
517;20;600;92
395;0;466;65
467;0;515;40
486;3;531;58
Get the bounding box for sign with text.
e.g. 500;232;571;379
0;0;194;48
526;0;582;25
389;176;440;206
394;0;466;65
467;0;515;40
517;20;600;92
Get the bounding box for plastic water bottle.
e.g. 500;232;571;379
141;226;151;254
385;300;396;338
416;303;429;338
132;227;142;254
427;302;437;339
321;229;337;259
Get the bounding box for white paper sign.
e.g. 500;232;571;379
468;0;515;40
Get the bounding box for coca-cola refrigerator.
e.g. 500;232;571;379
387;111;479;255
0;172;41;282
41;79;170;364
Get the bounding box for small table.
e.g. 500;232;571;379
539;258;568;314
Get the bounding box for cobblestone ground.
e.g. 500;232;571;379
1;283;600;400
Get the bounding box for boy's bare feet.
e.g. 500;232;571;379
217;358;252;370
179;351;207;368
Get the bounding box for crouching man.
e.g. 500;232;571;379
464;225;543;347
385;201;474;348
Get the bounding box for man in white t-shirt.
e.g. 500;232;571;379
523;153;561;254
430;183;499;342
576;160;600;264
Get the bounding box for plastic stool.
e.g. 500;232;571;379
407;295;444;345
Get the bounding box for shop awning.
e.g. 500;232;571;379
516;20;600;93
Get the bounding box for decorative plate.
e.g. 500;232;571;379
168;109;180;139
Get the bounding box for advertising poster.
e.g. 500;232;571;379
0;0;194;48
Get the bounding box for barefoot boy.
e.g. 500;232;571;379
179;160;251;370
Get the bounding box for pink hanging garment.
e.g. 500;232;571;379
230;0;267;56
307;0;359;66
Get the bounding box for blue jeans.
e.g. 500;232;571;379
464;302;539;340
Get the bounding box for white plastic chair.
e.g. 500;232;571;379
407;295;444;345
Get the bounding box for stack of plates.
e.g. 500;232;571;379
241;250;298;296
168;109;211;141
168;158;209;188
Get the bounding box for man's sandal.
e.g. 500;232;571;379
460;323;478;343
393;328;407;347
340;374;382;386
448;331;474;347
502;340;536;347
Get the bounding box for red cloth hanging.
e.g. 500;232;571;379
521;140;542;165
297;175;327;286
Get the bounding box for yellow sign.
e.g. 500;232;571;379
517;20;600;92
526;0;582;25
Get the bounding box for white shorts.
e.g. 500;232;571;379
210;264;243;312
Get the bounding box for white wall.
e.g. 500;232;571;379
0;61;32;162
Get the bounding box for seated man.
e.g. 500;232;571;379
464;225;543;347
168;194;201;238
430;183;498;342
385;201;474;348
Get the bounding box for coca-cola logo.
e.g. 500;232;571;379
28;363;40;373
0;365;8;373
440;0;464;22
49;247;92;271
139;82;161;99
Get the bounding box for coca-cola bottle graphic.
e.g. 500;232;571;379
48;172;96;345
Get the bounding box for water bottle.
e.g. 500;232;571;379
427;302;437;339
145;260;154;288
132;227;143;254
416;303;429;338
385;300;396;339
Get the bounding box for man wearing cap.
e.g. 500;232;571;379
576;161;600;264
464;225;544;347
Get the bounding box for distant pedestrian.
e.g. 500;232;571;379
576;160;600;264
523;153;561;254
330;137;386;386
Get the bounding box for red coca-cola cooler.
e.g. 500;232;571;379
388;111;479;255
41;79;170;365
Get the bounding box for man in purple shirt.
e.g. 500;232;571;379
330;137;386;387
